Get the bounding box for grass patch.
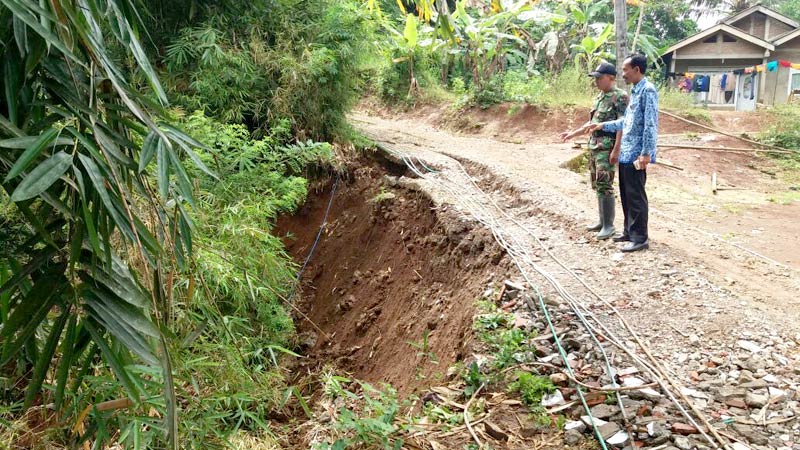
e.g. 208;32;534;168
760;106;800;150
681;108;712;124
767;190;800;205
658;86;694;111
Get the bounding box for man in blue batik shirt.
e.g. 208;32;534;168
589;54;658;253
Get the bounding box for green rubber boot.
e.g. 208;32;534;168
597;194;616;240
586;196;602;232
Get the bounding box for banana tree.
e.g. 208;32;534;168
450;0;531;87
0;0;209;447
571;23;614;73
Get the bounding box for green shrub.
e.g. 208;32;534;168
157;0;376;140
760;106;800;150
508;372;557;408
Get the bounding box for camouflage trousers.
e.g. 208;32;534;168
588;149;615;197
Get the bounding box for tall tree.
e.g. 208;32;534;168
615;0;629;83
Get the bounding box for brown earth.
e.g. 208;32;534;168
356;101;800;270
274;159;507;397
360;100;772;144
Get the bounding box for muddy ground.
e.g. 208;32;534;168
273;103;800;449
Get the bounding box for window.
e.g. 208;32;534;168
722;34;736;43
703;35;718;43
790;70;800;94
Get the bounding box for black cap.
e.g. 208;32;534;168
589;62;617;77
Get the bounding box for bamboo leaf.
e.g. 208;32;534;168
54;315;78;411
139;131;158;173
84;320;141;403
157;138;169;199
0;276;62;365
159;335;178;450
89;286;159;338
84;298;158;366
0;0;83;65
4;128;59;181
24;306;69;409
10;151;73;202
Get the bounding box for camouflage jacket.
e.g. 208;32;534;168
588;87;629;151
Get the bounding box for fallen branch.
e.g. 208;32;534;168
660;110;790;152
654;161;684;171
464;384;485;448
657;143;795;155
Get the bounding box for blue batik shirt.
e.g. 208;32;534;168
602;78;659;164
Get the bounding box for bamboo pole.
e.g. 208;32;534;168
657;143;795;155
659;109;790;151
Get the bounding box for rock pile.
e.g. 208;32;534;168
490;280;800;450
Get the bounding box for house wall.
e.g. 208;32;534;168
763;66;791;105
730;11;796;40
674;58;763;74
769;36;800;104
769;19;795;40
731;13;767;38
677;34;766;59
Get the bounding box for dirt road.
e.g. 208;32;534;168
351;108;800;447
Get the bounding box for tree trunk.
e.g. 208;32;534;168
614;0;628;87
631;2;646;53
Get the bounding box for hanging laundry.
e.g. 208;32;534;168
694;75;711;92
721;74;727;89
767;61;779;72
724;72;736;93
709;74;725;104
749;72;757;100
756;65;765;73
791;63;800;70
744;67;754;74
780;60;792;68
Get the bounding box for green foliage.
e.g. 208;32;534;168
316;376;405;450
0;1;206;447
682;108;713;125
457;66;593;109
157;0;377;139
462;361;488;397
760;106;800;151
658;86;695;111
508;371;556;408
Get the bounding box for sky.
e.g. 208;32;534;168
696;11;725;30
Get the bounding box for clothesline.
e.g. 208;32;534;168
669;59;800;79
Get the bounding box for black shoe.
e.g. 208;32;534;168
597;194;616;240
613;234;630;243
621;240;649;252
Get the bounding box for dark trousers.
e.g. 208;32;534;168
618;163;648;243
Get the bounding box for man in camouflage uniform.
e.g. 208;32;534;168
560;62;628;240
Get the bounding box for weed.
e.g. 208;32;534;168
659;86;695;111
508;371;556;408
316;376;405;450
682;108;712;124
462;362;488;398
767;191;800;205
760;106;800;150
372;188;398;204
408;330;439;364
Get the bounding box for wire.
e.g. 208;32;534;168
287;175;339;304
375;138;730;449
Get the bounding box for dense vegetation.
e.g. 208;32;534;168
1;0;797;448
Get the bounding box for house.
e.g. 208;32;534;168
661;4;800;110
